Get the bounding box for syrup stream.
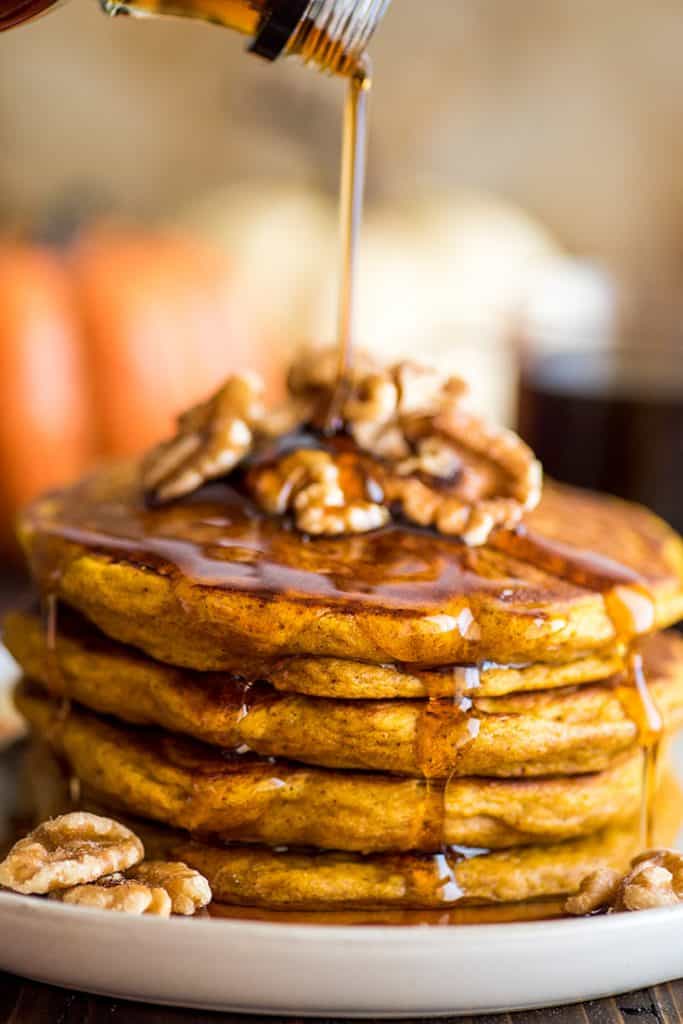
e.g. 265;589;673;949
325;58;371;432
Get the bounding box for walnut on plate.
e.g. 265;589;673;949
0;814;212;916
564;849;683;915
127;860;212;915
563;867;622;916
0;812;143;895
50;875;172;916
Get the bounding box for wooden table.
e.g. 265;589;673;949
1;971;683;1023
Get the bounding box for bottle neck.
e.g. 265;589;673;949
254;0;391;74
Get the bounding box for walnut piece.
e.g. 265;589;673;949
0;812;143;895
248;449;389;536
563;867;622;915
50;876;172;916
127;861;211;915
565;849;683;915
396;436;463;480
142;373;265;504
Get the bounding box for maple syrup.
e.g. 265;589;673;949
325;60;371;431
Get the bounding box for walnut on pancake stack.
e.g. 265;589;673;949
142;348;542;547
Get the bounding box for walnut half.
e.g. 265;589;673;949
50;876;172;916
248;449;389;537
127;861;212;915
142;373;266;504
0;812;143;895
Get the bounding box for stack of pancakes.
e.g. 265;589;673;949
6;463;683;917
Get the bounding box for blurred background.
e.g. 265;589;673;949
0;0;682;551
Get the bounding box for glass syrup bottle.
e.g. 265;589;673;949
0;0;390;75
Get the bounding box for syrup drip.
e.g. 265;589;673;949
411;663;482;701
41;591;60;690
415;695;481;780
231;678;282;753
69;775;82;805
324;59;371;433
495;526;663;850
584;583;660;848
234;679;256;754
40;590;83;804
413;630;482;888
605;584;661;849
29;529;87;805
617;651;663;847
41;593;69;724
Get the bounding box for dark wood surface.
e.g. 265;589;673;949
1;972;683;1023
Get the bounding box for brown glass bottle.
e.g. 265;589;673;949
0;0;390;74
0;0;56;31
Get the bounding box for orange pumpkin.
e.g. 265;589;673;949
70;225;253;457
0;225;260;548
0;243;92;538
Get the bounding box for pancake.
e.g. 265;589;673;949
16;680;650;852
173;822;653;911
266;651;625;699
7;611;683;778
18;464;683;669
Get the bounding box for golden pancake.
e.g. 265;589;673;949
7;611;683;778
267;651;624;699
18;465;683;669
173;821;654;911
16;680;650;852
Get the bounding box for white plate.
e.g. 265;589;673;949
1;890;683;1016
2;647;683;1017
